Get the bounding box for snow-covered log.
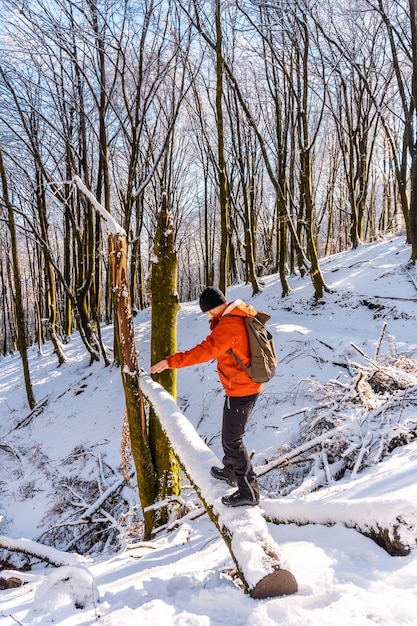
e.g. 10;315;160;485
0;536;90;567
139;373;298;599
261;440;417;556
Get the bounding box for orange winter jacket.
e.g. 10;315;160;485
167;300;262;397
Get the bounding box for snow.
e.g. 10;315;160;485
1;235;417;624
32;565;99;618
73;176;125;236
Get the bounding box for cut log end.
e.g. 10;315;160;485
250;568;298;599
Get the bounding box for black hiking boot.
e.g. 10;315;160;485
210;466;237;487
221;489;259;507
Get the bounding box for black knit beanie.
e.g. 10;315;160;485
199;286;226;312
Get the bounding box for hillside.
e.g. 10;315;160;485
1;235;417;625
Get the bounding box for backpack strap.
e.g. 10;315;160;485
227;347;250;373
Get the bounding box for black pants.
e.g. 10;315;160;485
222;393;260;500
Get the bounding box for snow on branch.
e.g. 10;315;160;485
81;474;133;521
0;536;90;567
73;176;125;237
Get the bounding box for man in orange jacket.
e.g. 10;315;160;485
150;286;261;507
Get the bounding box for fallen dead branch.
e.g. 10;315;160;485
258;346;417;498
351;343;417;389
2;396;51;437
257;341;417;556
29;448;140;557
0;536;89;567
81;473;134;521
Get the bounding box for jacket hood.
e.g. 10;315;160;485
221;299;257;318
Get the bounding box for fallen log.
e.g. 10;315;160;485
261;459;417;558
139;373;298;599
0;536;89;568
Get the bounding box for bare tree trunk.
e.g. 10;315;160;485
0;251;9;355
34;166;67;365
296;16;329;299
203;159;215;287
229;88;261;294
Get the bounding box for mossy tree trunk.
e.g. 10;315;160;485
215;0;229;296
296;15;329;300
410;152;417;263
0;145;36;409
277;193;291;297
409;0;417;262
150;192;181;527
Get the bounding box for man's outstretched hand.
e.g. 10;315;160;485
150;359;169;374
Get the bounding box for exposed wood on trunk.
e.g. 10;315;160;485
108;232;157;539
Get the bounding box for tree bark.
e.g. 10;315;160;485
150;192;181;526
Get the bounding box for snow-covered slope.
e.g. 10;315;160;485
1;235;417;625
